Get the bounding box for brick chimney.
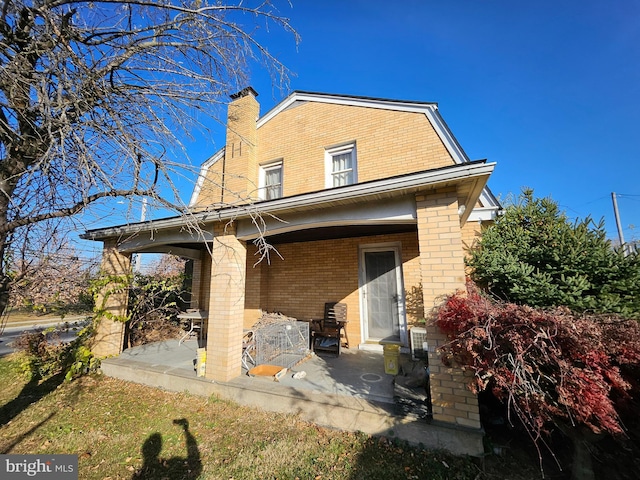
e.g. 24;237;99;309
223;87;260;204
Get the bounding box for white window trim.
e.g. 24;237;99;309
258;160;283;200
325;142;357;188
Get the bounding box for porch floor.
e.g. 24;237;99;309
114;338;399;403
101;338;484;456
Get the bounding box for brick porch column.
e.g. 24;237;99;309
92;239;131;357
205;223;247;382
416;189;481;430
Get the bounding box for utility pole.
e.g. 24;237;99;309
611;192;628;255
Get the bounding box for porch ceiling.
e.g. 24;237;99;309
114;222;417;256
264;223;417;245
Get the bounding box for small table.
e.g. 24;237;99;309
178;310;208;345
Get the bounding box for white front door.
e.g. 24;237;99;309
360;244;407;344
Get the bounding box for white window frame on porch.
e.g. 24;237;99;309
325;142;357;188
358;242;408;349
258;159;283;200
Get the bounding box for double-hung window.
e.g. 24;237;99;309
325;142;357;188
259;160;283;200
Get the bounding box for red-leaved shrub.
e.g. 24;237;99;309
435;282;640;438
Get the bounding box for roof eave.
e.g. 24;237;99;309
81;161;495;242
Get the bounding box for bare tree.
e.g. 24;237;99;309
0;0;298;314
142;254;187;278
9;228;98;313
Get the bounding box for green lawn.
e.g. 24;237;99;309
0;356;540;479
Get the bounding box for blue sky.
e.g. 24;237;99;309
81;1;640;256
231;0;639;244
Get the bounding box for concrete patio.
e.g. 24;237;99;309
100;338;485;456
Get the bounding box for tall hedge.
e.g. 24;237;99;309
467;189;640;317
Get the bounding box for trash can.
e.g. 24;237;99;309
383;344;401;375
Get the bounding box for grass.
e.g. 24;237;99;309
2;309;91;326
0;355;542;480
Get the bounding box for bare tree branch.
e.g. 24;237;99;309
0;0;299;313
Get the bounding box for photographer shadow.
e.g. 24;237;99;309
0;372;65;427
132;418;202;480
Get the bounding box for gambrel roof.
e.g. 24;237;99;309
190;90;500;219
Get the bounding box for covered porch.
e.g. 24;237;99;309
99;336;485;456
83;161;495;434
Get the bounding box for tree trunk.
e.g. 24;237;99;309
570;435;595;480
0;276;9;317
0;230;10;316
557;424;597;480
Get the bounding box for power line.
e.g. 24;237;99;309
581;195;611;206
616;196;640;204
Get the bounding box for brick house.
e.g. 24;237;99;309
84;88;499;430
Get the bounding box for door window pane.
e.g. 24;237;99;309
364;251;400;340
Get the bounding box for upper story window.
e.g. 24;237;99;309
259;160;283;200
325;142;357;188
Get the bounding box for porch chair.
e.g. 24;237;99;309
311;302;348;356
241;330;256;371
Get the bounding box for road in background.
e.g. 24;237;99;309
0;317;90;357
